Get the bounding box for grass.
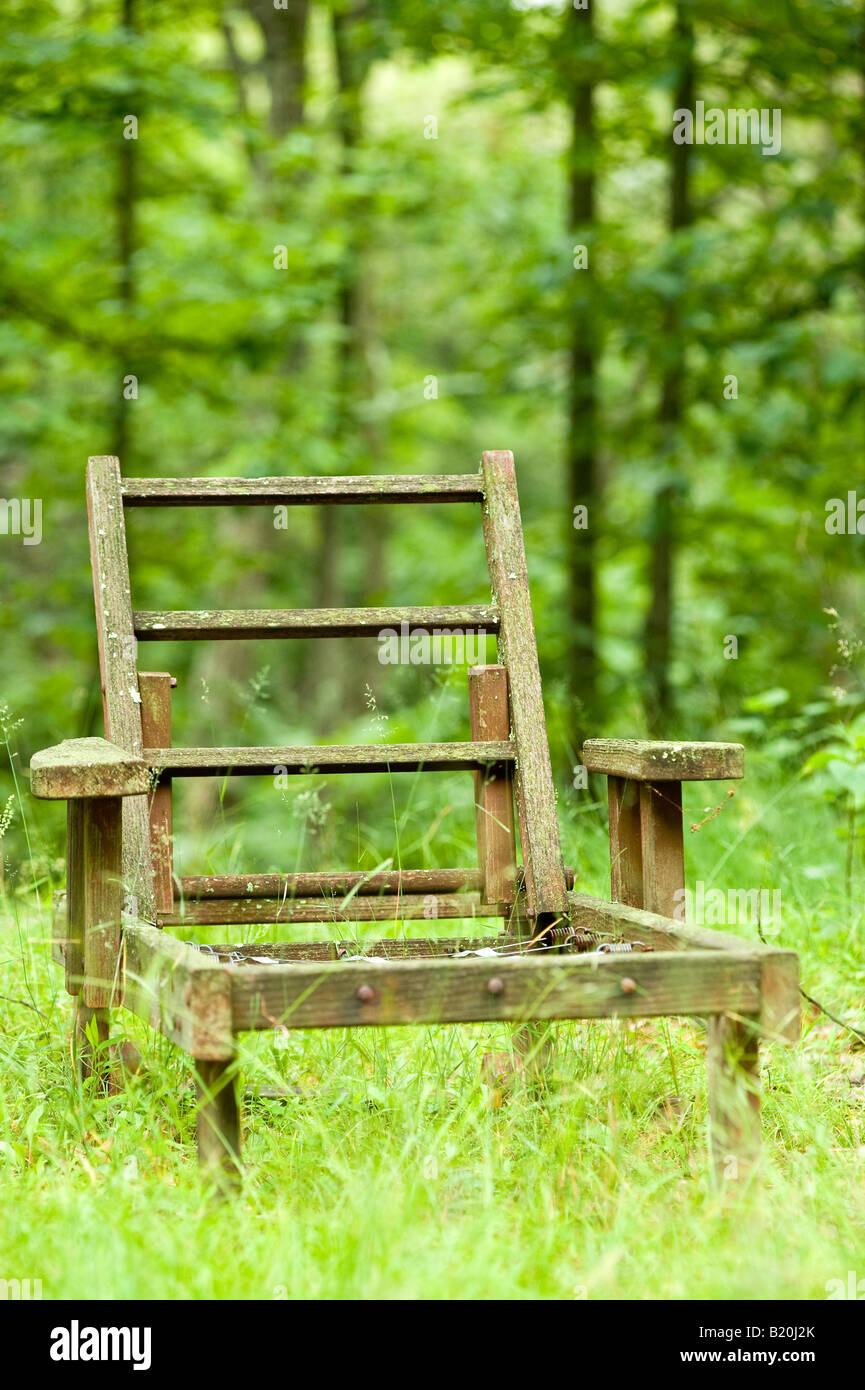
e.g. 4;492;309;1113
0;759;864;1300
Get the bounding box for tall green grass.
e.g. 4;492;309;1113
1;752;863;1300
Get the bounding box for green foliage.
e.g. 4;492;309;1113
0;0;864;1298
1;767;864;1298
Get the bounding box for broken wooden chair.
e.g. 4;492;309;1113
31;451;799;1185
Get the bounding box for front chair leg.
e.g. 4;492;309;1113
511;1022;555;1083
707;1014;761;1183
195;1056;242;1191
74;1001;112;1089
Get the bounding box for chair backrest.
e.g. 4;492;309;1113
86;451;567;926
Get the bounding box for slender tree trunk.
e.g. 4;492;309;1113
644;5;693;733
248;0;310;137
332;0;367;432
322;1;387;715
188;2;312;827
565;2;598;717
113;0;137;461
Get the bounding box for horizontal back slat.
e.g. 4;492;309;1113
122;474;484;506
179;868;484;898
134;604;499;641
178;866;575;900
149;742;515;778
161;892;500;926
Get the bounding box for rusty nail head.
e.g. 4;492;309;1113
487;977;505;995
621;977;636;995
356;984;376;1003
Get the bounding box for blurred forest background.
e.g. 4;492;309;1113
1;0;864;885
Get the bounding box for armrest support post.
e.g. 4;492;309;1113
608;776;643;908
30;737;143;1006
583;739;744;917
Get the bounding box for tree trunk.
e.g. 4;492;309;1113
188;3;312;823
248;0;310;137
113;0;137;461
644;5;693;733
564;2;599;717
320;1;387;718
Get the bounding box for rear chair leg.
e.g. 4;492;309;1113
469;666;551;1084
195;1056;242;1190
707;1014;761;1183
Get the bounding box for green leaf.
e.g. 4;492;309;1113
743;688;790;713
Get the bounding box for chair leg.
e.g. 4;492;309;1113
707;1014;761;1183
195;1056;242;1190
512;1021;555;1084
74;1001;112;1089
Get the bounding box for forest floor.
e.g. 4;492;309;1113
0;771;863;1301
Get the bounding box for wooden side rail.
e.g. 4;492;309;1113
213;937;799;1038
582;738;745;918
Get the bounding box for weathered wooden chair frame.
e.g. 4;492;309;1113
31;452;799;1184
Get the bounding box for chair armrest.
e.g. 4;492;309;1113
581;739;744;782
30;737;151;800
582;739;744;916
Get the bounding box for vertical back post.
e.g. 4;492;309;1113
139;672;174;915
468;664;517;907
87;455;154;917
480;451;567;922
